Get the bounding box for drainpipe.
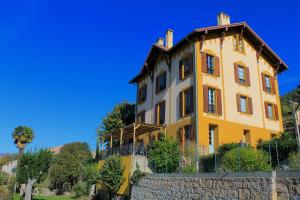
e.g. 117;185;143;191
186;36;199;172
134;83;139;122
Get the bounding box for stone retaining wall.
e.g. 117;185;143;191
131;172;300;200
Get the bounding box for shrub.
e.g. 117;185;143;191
74;181;89;198
181;164;197;174
257;132;298;168
7;176;16;198
222;147;271;172
199;154;215;172
0;185;11;200
148;134;180;173
99;154;124;200
288;152;300;171
0;172;9;186
130;167;146;185
217;143;240;156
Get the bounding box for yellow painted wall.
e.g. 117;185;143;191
195;34;282;154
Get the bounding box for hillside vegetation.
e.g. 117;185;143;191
280;85;300;134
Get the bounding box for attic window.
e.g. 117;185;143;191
233;35;244;53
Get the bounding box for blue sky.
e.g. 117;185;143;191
0;0;299;153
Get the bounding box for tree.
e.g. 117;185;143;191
49;142;93;193
99;155;124;200
148;134;181;173
16;149;52;200
12;126;34;156
98;102;135;140
222;147;271;172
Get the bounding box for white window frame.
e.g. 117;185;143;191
240;96;247;113
267;104;273;119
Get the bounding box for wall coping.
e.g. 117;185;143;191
147;171;300;179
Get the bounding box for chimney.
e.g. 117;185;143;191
165;29;174;48
217;12;230;26
156;37;164;46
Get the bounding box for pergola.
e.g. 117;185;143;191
100;122;167;156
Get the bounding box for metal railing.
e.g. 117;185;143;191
208;104;215;113
99;143;148;160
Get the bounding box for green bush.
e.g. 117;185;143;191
148;134;180;173
99;154;124;199
288;152;300;171
257;132;298;168
0;185;11;200
0;172;9;186
130;167;146;185
181;164;197;174
7;176;16;198
217;143;240;156
199;154;216;172
222;147;271;172
73;181;89;198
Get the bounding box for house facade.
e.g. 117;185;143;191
130;12;287;154
99;13;287;195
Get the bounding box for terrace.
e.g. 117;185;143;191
99;122;166;159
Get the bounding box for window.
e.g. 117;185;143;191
208;88;215;114
262;73;275;94
184;88;193;115
203;86;222;116
264;102;279;120
138;84;147;104
209;126;214;146
155;101;165;125
240;96;247;113
234;64;250;86
179;54;193;80
137;110;145;123
179;87;194;118
265;75;271;93
201;52;220;76
236;94;253;114
184;125;193;145
233;34;244;53
243;130;250;144
267;104;273;119
156;71;166;93
207;54;215;75
238;66;245;84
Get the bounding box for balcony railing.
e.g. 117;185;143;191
207;68;215;75
208;104;215;114
99;143;148;160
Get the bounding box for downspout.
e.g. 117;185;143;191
134;83;139;122
186;36;199;172
168;55;172;126
193;41;199;172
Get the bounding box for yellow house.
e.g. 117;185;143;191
99;13;288;195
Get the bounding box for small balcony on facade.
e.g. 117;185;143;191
99;122;167;160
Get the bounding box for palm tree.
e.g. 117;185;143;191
12;126;34;156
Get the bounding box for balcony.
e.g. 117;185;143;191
99;122;166;160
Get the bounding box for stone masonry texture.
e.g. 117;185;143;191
130;172;300;200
